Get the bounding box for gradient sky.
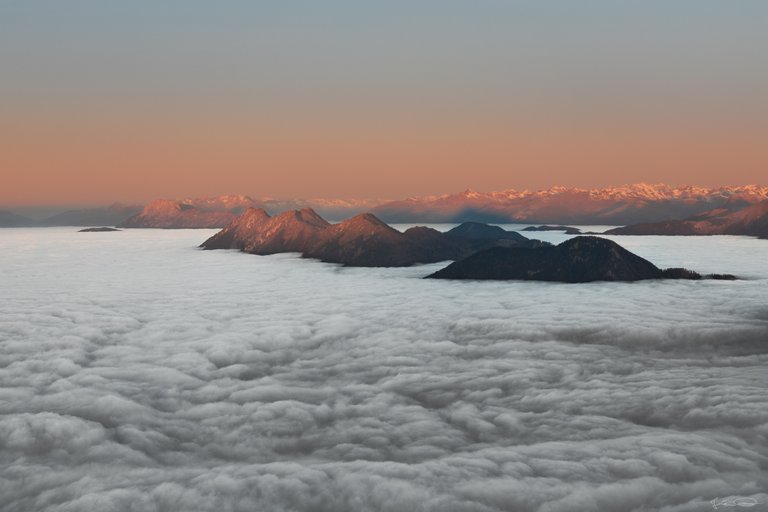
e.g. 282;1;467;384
1;1;767;206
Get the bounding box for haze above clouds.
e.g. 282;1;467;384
1;228;767;511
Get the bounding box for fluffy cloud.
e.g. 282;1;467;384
0;228;767;511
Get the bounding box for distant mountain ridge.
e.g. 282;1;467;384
0;210;36;227
201;208;546;266
43;203;142;227
119;199;240;228
5;184;768;228
118;195;382;228
371;184;768;224
606;199;768;238
0;204;142;227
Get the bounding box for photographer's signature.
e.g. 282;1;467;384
711;496;764;509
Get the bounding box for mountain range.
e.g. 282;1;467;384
118;196;381;228
4;184;768;230
118;199;240;229
0;204;142;228
202;209;733;280
0;196;379;228
0;210;36;228
125;184;768;229
201;208;545;267
606;199;768;238
427;236;735;282
43;204;143;226
370;184;768;224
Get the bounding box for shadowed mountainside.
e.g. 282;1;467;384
201;208;546;267
44;204;142;227
0;211;36;227
119;199;241;229
1;204;140;227
606;200;768;238
443;222;530;241
427;236;736;282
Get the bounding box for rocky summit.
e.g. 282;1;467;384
426;236;735;282
201;208;545;267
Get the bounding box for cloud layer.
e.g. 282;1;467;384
1;228;767;511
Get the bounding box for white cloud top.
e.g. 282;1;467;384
1;228;766;511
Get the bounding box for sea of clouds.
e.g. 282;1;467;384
1;227;766;512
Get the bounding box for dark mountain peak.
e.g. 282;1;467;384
558;235;618;251
446;222;528;242
426;235;730;282
555;236;662;280
447;222;505;238
403;226;444;238
204;211;544;267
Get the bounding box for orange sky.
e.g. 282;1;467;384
3;99;766;206
2;2;767;206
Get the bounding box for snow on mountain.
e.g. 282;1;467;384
371;184;768;224
12;185;768;229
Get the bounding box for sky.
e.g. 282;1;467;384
1;1;767;206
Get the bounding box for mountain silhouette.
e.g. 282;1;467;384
606;200;768;238
201;208;545;266
427;236;735;282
